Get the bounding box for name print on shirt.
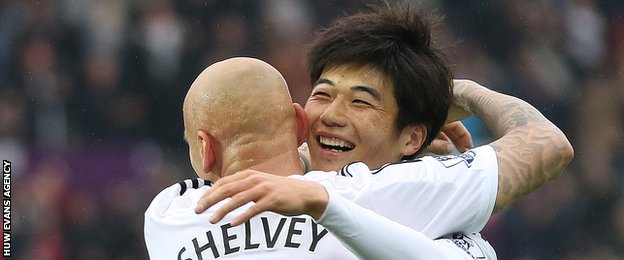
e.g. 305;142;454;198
177;216;328;259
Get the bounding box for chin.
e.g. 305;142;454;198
310;162;337;172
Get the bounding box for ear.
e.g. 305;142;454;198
293;103;309;146
197;130;215;174
399;124;427;157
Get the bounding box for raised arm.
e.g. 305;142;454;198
451;80;574;212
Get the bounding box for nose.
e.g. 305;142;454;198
320;99;348;127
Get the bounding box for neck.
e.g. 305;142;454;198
220;139;304;177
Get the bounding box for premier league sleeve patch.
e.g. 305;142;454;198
434;150;476;168
443;233;487;259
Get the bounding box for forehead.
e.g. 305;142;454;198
321;64;392;88
317;64;395;98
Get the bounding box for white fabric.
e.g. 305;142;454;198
439;233;498;260
316;188;496;259
313;145;498;239
145;181;353;260
145;145;498;259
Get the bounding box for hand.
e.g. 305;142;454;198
195;170;329;226
446;79;476;123
424;121;473;154
297;142;312;172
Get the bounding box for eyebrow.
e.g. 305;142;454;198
314;78;381;101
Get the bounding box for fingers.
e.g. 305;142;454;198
194;170;319;227
230;202;266;227
425;121;474;155
195;185;226;214
426;133;453;155
195;170;276;227
195;170;253;214
208;188;256;224
443;122;473;152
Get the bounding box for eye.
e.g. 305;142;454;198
310;90;331;99
353;99;372;107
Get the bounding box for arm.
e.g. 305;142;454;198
198;145;497;237
318;188;489;260
451;80;574;212
195;170;487;259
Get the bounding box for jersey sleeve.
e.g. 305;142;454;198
368;145;499;238
144;182;182;259
308;145;498;239
144;180;213;259
317;188;494;259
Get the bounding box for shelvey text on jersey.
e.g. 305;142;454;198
177;216;328;259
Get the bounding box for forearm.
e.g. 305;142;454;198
317;189;465;260
453;80;574;212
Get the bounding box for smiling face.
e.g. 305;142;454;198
305;64;418;171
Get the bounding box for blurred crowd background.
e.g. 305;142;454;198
1;0;622;259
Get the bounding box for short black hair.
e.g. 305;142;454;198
306;2;453;159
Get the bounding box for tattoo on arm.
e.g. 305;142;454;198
459;83;573;213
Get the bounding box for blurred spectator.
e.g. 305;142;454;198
0;88;28;178
139;0;183;85
19;33;70;149
262;0;316;104
565;0;606;73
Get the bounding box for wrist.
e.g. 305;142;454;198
306;183;329;220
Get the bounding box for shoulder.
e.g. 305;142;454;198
368;145;497;183
421;145;496;170
145;178;213;217
175;178;213;196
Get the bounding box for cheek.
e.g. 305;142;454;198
304;106;320;123
369;124;400;150
363;116;394;137
357;127;390;152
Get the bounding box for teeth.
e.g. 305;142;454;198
319;136;354;149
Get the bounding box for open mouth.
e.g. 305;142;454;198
318;136;355;152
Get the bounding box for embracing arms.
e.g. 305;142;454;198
451;80;574;212
194;169;493;259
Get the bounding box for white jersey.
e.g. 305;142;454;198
144;180;352;259
145;145;498;259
